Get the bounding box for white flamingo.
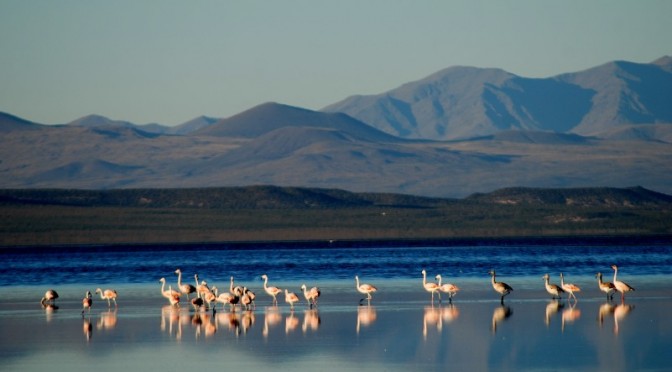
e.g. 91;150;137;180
435;274;460;303
560;273;581;302
261;274;282;305
175;269;196;299
284;289;300;310
159;277;180;306
95;288;118;307
355;275;377;303
421;269;441;303
611;265;635;302
300;284;321;308
194;274;211;299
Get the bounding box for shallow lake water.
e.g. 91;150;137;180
1;238;671;371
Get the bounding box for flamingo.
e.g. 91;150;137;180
300;284;321;308
596;272;616;301
194;274;211;299
159;277;181;306
421;269;441;303
241;287;254;310
542;274;564;300
611;265;635;302
191;297;205;311
489;270;513;304
435;274;460;303
243;287;256;309
40;289;59;306
175;269;196;300
95;288;118;307
212;286;233;312
355;275;377;304
82;290;92;315
284;289;300;310
230;276;244;297
559;273;581;302
261;274;282;305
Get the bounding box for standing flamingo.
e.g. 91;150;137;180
421;270;441;303
194;274;211;299
611;265;635;302
300;284;321;308
40;289;59;306
229;276;244;297
489;270;513;305
542;274;565;300
95;288;118;307
159;277;181;306
560;273;581;302
261;274;282;305
284;289;300;310
175;269;196;300
596;272;616;301
81;291;92;315
355;275;377;304
435;274;460;303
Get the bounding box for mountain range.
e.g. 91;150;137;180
1;57;671;197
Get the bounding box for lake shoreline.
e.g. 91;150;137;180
2;233;672;251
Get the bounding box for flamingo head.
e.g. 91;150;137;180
611;264;618;270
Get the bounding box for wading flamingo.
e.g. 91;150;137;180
489;270;513;305
355;275;377;304
95;288;118;307
611;265;635;302
40;289;59;306
300;284;321;308
159;277;180;306
421;269;441;303
175;269;196;300
230;276;244;297
596;272;616;301
284;289;300;310
560;273;581;302
542;274;565;300
194;274;211;299
261;274;282;305
435;274;460;303
82;291;92;315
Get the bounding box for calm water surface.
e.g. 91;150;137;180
1;238;671;371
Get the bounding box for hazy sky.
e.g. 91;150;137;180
1;0;670;126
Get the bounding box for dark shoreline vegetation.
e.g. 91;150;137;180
1;186;671;248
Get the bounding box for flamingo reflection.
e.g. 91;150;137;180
262;306;282;337
42;303;58;322
285;311;299;334
241;310;255;335
82;317;92;341
356;305;377;334
491;305;512;334
613;303;634;335
597;301;615;328
216;310;241;336
544;300;564;327
441;303;460;324
302;309;320;333
561;302;581;332
423;305;441;340
161;304;182;340
97;309;118;331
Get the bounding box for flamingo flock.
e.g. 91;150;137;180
38;265;637;316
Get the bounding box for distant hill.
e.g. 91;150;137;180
67;114;169;134
2;186;668;210
0;111;43;133
466;186;672;207
0;185;451;209
323;56;672;141
195;102;402;142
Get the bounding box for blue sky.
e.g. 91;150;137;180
1;0;670;126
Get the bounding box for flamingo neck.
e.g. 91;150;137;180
613;268;618;282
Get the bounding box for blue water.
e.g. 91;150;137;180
2;237;671;286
